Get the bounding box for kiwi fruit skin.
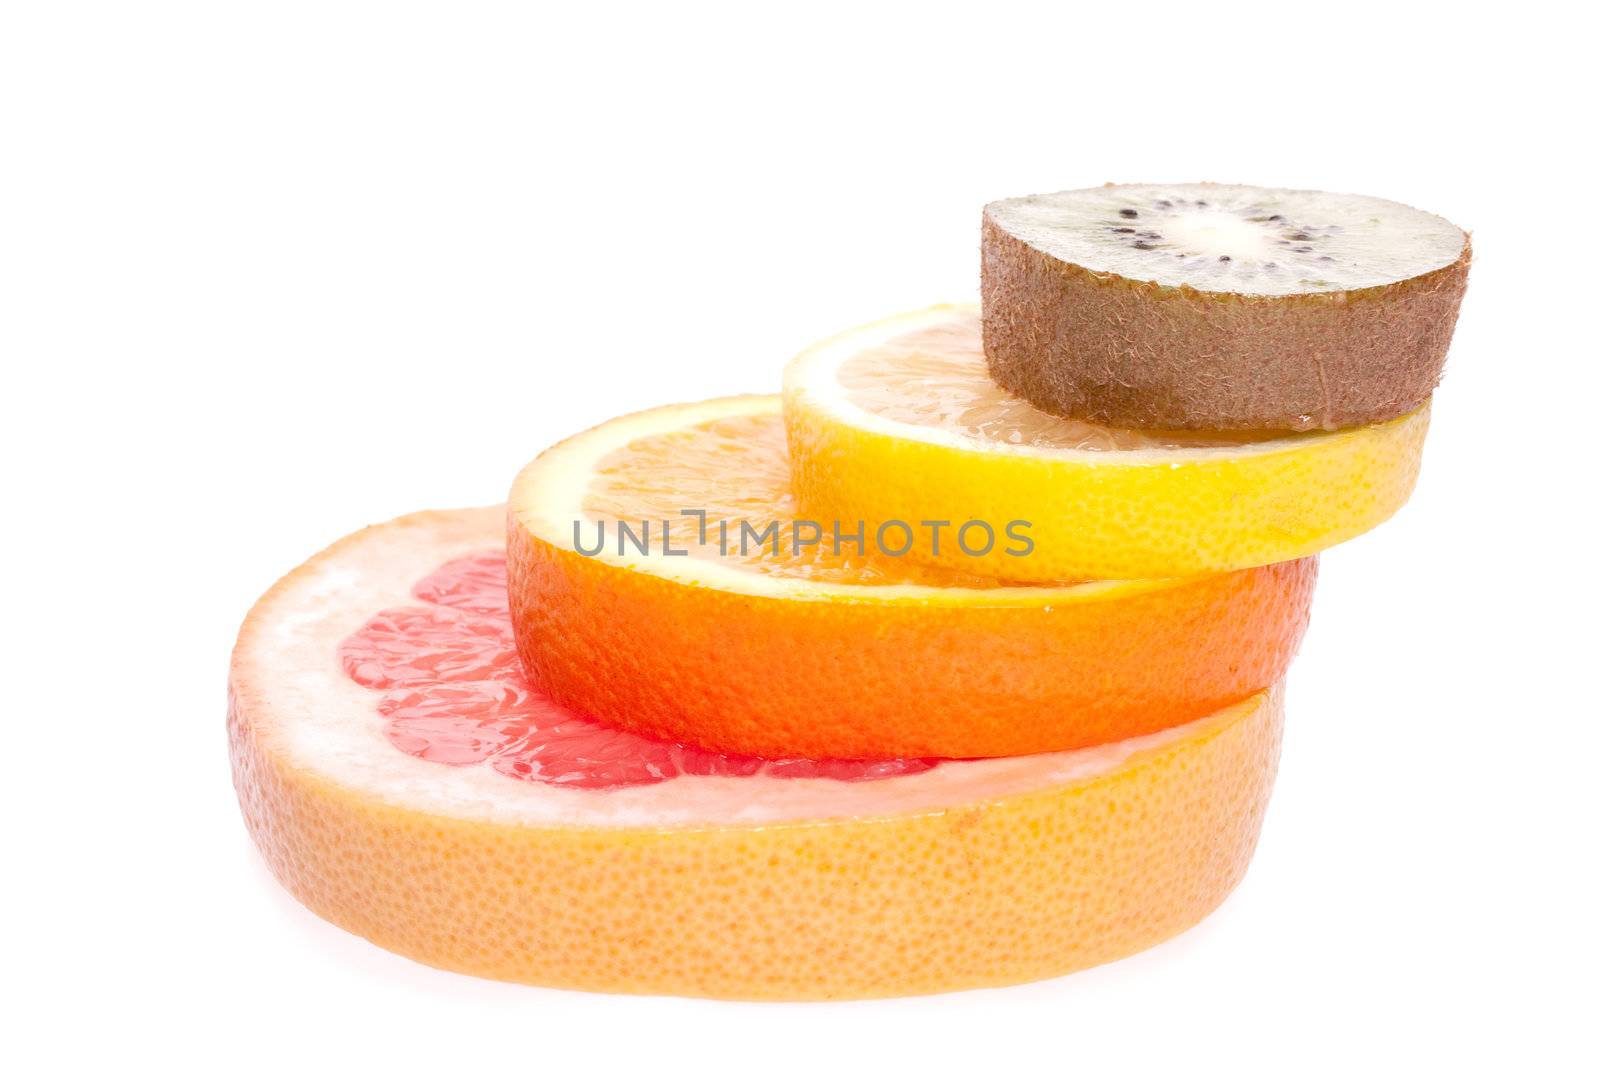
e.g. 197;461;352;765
981;212;1472;432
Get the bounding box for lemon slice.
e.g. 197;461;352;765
783;304;1427;579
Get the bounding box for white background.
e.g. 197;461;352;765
5;2;1596;1063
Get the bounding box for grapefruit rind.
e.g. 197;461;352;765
782;304;1430;580
507;401;1315;758
230;507;1284;999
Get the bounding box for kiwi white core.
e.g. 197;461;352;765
988;183;1465;297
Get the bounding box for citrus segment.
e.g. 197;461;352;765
340;549;934;787
784;304;1428;580
230;507;1285;999
507;397;1314;759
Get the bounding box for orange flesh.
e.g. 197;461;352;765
582;411;1025;587
837;316;1285;450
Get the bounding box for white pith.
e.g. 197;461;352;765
783;305;1411;462
508;392;1181;603
988;183;1465;297
234;507;1261;829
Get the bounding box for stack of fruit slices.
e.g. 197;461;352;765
230;183;1469;999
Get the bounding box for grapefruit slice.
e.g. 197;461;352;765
507;397;1314;759
783;304;1428;580
230;507;1285;999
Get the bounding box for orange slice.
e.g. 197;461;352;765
507;395;1314;759
230;507;1284;999
783;304;1429;579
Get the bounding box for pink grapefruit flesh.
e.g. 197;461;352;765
340;551;935;788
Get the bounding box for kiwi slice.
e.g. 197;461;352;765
982;183;1471;431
